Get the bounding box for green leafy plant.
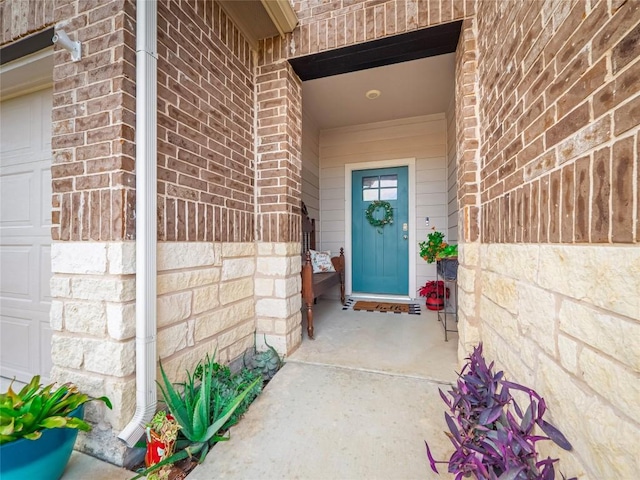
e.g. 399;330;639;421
0;376;112;444
419;229;458;263
246;336;282;381
426;344;574;480
194;354;263;430
133;360;260;479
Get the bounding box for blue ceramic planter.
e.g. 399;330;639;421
0;405;84;480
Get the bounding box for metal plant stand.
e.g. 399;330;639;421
437;258;458;341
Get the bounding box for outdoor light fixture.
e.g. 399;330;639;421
365;89;381;99
52;29;82;62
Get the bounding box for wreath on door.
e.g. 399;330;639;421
365;200;393;233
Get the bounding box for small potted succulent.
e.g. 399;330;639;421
0;375;112;480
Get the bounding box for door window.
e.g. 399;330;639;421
362;174;397;201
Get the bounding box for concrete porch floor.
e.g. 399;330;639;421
188;297;459;479
60;297;459;479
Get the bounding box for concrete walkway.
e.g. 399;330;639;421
57;298;458;479
188;298;458;480
62;451;132;480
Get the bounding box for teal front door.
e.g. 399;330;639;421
352;167;409;295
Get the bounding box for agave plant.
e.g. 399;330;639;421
0;376;112;444
133;360;260;479
194;354;263;429
425;344;575;480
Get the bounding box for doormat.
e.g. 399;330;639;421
342;298;421;315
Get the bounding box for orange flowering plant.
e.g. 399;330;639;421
418;229;458;263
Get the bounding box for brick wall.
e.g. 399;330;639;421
255;0;475;244
288;0;474;57
50;0;137;241
0;0;54;45
255;61;303;243
454;18;480;243
470;1;640;477
1;0;137;241
478;0;639;245
157;0;254;242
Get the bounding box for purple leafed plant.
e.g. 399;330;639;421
425;344;575;480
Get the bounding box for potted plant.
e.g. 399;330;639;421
419;228;458;279
425;344;575;480
418;280;449;311
0;375;112;480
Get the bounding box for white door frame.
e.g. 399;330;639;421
344;158;416;299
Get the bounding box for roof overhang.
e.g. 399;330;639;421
218;0;298;50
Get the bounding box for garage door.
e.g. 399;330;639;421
1;88;53;383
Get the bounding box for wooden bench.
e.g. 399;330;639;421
300;206;346;339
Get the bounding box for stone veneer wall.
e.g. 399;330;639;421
468;1;640;478
255;243;303;354
50;241;135;464
156;242;256;379
50;241;257;463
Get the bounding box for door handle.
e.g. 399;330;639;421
403;235;408;240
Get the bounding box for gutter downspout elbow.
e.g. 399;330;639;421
118;0;158;447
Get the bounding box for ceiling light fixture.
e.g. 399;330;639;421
365;89;381;100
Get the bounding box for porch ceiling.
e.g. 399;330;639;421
302;52;456;130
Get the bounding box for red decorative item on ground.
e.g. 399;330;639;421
144;413;178;468
145;430;169;468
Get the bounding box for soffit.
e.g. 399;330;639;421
218;0;298;50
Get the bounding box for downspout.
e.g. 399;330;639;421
118;0;158;447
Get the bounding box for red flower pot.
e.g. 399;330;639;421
426;295;445;311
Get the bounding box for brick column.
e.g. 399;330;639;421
454;19;482;360
49;0;136;466
254;60;303;354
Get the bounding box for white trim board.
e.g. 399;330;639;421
0;47;53;101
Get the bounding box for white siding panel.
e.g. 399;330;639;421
302;113;321;232
416;180;447;194
319;115;450;298
446;96;458;242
